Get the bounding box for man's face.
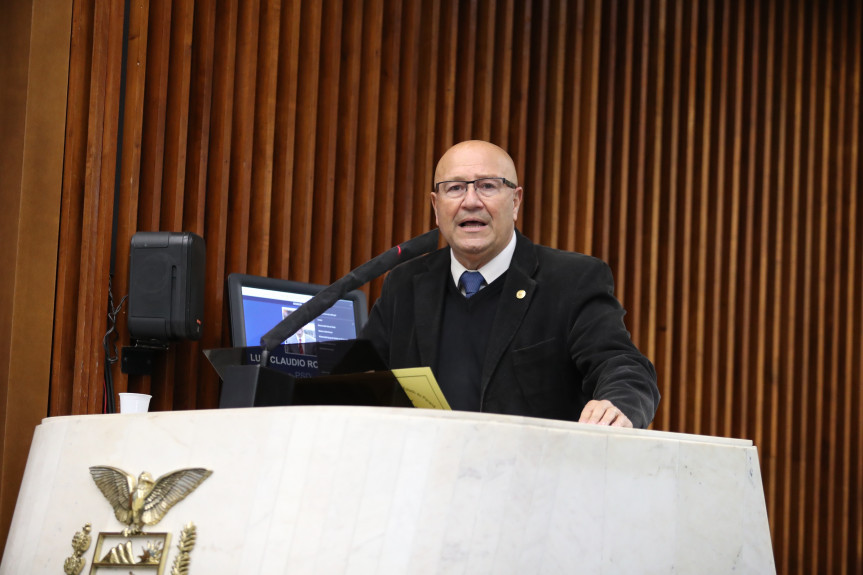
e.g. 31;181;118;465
431;141;523;270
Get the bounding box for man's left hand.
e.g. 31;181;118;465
578;400;633;428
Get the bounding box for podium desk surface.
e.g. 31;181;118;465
2;406;774;574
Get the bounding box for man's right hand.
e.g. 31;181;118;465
578;399;633;428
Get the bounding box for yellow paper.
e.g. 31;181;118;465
391;367;451;410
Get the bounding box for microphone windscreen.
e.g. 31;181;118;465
395;228;440;260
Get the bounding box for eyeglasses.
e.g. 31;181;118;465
434;177;517;199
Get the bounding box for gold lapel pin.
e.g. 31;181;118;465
516;290;526;299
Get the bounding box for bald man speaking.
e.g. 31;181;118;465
362;140;659;428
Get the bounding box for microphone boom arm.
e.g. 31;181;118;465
258;229;439;361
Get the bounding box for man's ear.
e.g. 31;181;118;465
430;192;440;225
512;187;523;221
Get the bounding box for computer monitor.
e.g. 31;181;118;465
226;273;368;348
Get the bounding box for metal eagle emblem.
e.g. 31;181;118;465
89;466;212;536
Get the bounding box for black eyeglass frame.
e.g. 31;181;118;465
432;177;518;196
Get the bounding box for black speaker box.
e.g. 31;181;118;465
128;231;206;341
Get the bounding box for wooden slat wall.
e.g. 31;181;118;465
50;0;862;572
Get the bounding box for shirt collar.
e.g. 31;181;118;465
449;231;517;289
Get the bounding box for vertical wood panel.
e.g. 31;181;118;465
706;0;727;437
657;0;681;433
757;0;779;561
331;0;362;277
246;0;282;276
722;0;744;440
523;0;549;242
559;0;587;253
198;0;238;407
50;0;96;416
539;0;566;249
351;0;383;282
489;0;513;149
826;7;846;569
626;0;650;348
172;0;217;410
832;2;850;565
814;4;834;569
453;0;477;144
183;0;216;237
471;0;494;140
267;0;301;279
434;0;457;156
506;0;531;181
161;0;195;231
611;0;633;303
736;0;758;444
392;0;422;243
846;9;862;574
676;0;698;433
594;0;615;265
309;0;342;284
772;1;793;565
156;0;197;411
43;1;863;572
645;0;666;365
798;3;818;570
225;0;261;276
409;0;440;236
73;0;125;413
835;6;852;564
578;0;601;255
370;0;402;297
288;0;321;282
692;0;713;436
137;0;172;232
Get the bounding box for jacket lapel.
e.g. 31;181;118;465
413;248;450;369
480;232;538;394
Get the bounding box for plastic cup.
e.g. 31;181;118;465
119;393;152;414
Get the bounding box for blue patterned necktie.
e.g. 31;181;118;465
460;271;485;298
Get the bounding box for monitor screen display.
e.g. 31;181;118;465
226;274;368;348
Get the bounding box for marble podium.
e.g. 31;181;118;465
1;406;774;573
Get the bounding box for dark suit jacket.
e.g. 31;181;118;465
361;231;660;428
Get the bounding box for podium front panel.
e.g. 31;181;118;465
1;406;774;574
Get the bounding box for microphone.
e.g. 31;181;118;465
259;228;440;360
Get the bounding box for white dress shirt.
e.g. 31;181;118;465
449;232;517;295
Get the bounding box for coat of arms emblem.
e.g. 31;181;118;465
63;466;212;575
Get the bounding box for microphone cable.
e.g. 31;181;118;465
102;0;131;414
102;274;128;414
